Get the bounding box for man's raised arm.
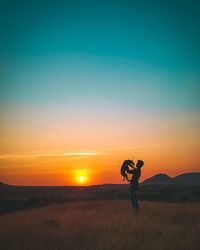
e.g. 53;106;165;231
126;166;135;174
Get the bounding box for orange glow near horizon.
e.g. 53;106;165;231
0;144;199;186
0;106;200;186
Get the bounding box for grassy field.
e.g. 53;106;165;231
0;200;200;250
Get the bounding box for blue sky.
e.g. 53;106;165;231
0;1;200;181
1;0;199;107
1;0;199;66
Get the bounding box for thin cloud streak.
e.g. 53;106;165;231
0;144;160;159
0;152;104;159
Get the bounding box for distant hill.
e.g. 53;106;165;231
142;172;200;186
142;174;174;185
0;181;10;187
174;173;200;186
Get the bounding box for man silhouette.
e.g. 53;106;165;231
126;160;144;212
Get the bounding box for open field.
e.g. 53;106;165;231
0;200;200;250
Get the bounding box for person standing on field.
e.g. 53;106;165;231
126;160;144;212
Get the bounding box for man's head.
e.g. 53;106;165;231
136;160;144;169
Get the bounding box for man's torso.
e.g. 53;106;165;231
130;169;141;190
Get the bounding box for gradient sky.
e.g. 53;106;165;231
0;0;200;185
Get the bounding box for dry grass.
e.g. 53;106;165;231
0;200;200;250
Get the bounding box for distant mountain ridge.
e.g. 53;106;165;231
142;174;174;185
0;181;10;187
174;173;200;186
1;172;200;188
142;172;200;186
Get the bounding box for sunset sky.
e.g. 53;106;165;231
0;0;200;185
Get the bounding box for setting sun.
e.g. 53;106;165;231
79;175;85;182
74;169;89;185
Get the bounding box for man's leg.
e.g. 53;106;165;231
133;191;139;212
130;187;139;212
130;185;134;208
